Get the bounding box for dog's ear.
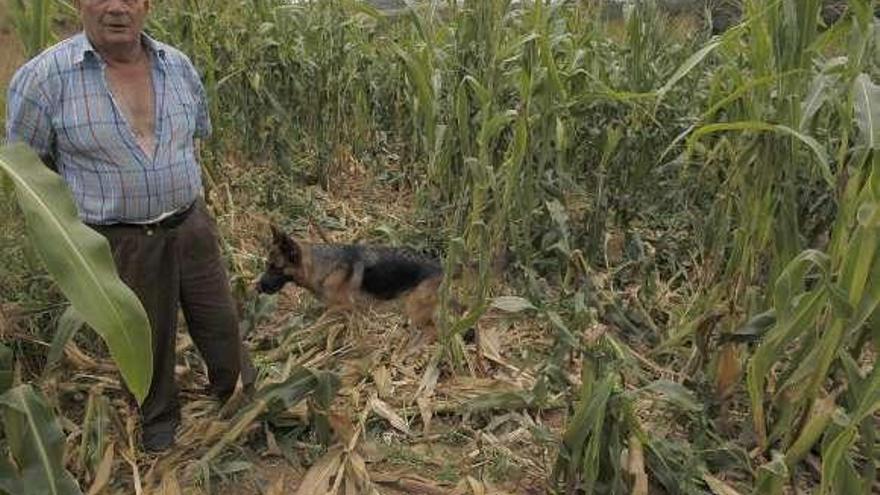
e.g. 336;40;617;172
270;224;286;243
270;224;301;264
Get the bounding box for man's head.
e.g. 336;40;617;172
75;0;150;53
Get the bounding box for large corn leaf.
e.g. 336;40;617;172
0;144;152;403
0;384;81;495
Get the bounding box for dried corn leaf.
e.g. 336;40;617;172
373;472;449;495
86;444;115;495
345;452;378;495
295;447;344;495
123;416;143;495
370;397;411;435
477;327;504;364
626;434;648;495
703;473;745;495
372;365;392;399
266;474;286;495
158;469;182;495
416;357;440;398
417;396;433;433
466;476;486;495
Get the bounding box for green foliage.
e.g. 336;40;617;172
9;0;56;58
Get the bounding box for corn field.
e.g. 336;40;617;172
1;0;879;493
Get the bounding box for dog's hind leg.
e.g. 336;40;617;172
400;277;442;355
404;276;442;328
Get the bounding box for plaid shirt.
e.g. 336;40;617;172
5;32;211;224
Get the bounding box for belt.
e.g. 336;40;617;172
88;201;197;234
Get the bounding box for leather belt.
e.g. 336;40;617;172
88;201;196;234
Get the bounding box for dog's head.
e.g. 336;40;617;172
257;225;303;294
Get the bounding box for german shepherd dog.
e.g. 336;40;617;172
257;225;444;327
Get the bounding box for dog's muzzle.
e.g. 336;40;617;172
257;272;293;294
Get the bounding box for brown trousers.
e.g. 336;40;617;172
89;198;255;429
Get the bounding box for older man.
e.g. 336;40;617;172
6;0;254;452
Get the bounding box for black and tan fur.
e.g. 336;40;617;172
257;225;444;326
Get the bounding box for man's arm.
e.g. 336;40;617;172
5;65;57;170
183;60;212;141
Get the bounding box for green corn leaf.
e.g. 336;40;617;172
691;122;833;187
853;74;880;150
43;307;85;375
480;109;518;146
724;309;777;343
747;287;826;448
635;380;703;413
754;451;787;495
0;385;82;495
0;144;152;404
772;249;830;314
821;398;878;494
800;73;835;131
849;246;880;335
554;374;615;493
463;75;491;109
701;72;797;123
0;454;25;494
656;38;722;104
785;394;837;467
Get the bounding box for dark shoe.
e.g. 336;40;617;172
142;420;177;453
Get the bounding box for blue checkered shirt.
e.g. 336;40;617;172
5;32;211;224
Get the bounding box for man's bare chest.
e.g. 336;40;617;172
106;61;156;154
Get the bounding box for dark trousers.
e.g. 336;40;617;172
89;198;255;430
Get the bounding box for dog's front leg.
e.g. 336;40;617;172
320;262;363;314
347;261;364;307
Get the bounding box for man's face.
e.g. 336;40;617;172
77;0;150;50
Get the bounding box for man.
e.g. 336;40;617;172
5;0;254;452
